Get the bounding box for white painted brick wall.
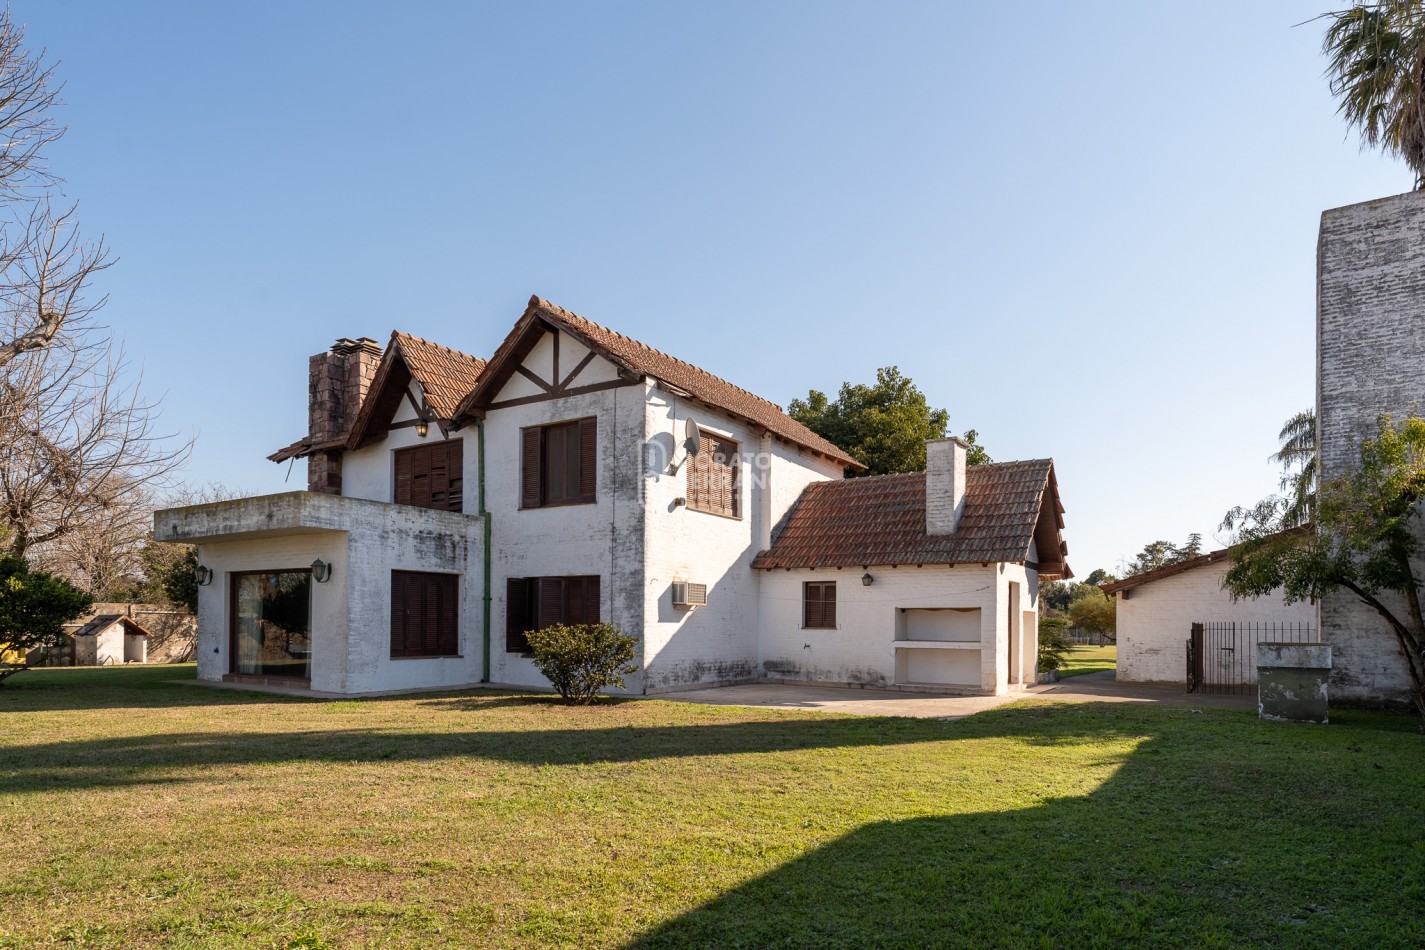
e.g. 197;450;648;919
1317;191;1425;705
925;438;966;535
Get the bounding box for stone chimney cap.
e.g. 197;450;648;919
331;337;382;356
927;436;969;448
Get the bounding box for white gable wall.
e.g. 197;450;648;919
342;379;478;505
483;338;647;691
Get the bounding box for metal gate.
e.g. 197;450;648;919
1186;621;1316;694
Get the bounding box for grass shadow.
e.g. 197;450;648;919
631;710;1425;948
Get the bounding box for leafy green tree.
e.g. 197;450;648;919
1039;580;1074;615
1037;615;1072;674
1080;568;1116;588
1273;409;1317;525
1124;535;1202;575
0;554;92;685
789;367;988;476
143;543;199;614
1323;2;1425;187
1223;414;1425;721
1068;585;1116;642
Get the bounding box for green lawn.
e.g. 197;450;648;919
1;665;1422;948
1059;643;1117;678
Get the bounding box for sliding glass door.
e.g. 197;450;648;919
231;571;312;680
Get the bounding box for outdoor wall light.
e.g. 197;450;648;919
416;419;429;438
311;559;333;583
862;572;874;587
194;565;214;587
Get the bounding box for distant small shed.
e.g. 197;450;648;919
1103;544;1314;685
71;615;151;666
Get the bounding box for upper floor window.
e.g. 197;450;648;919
395;441;463;512
521;417;596;508
687;428;740;518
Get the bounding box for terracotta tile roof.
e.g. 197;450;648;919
392;332;487;420
458;297;862;470
272;333;486;460
752;459;1068;574
70;615;152;638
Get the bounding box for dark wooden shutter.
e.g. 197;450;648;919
578;417;597;502
804;582;821;629
539;576;565;627
507;577;532;652
392;571;459;657
443;440;464;513
395;447;414;506
391;571;411;656
687;431;709;511
410;446;432;509
804;582;835;628
561;575;601;625
435;573;458;655
394;441;463;513
521;427;542;508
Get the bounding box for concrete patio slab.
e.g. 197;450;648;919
664;671;1254;719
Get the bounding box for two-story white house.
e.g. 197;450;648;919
155;297;1071;696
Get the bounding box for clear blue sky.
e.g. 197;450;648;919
17;1;1408;577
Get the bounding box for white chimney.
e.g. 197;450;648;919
926;437;967;535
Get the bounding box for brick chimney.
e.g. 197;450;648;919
925;437;967;535
307;336;382;494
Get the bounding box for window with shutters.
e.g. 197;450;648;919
520;417;596;508
394;441;464;512
686;428;740;518
803;581;836;629
505;574;601;653
390;570;460;658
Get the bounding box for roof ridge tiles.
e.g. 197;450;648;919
533;297;790;413
391;330;486;364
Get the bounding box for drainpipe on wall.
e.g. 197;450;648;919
477;417;492;683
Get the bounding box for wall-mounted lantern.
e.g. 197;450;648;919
194;564;214;587
311;559;333;583
862;572;874;587
416;419;429;438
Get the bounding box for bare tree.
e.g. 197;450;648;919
0;13;111;368
0;12;191;591
0;339;190;565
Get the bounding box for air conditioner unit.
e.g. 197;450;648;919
672;581;708;608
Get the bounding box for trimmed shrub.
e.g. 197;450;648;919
525;622;639;704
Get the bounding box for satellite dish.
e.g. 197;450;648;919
668;416;702;474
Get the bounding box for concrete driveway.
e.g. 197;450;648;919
665;671;1253;719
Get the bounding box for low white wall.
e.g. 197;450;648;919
1115;562;1315;684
